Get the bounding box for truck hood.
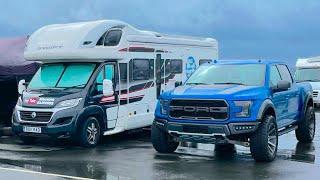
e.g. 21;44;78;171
21;89;83;108
166;84;267;100
309;82;320;91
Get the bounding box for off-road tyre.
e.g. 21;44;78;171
250;115;278;162
295;106;315;143
151;123;179;153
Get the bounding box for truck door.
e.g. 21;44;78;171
269;65;287;125
90;63;119;129
277;65;300;121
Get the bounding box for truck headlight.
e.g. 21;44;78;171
159;99;169;115
234;101;252;117
55;98;82;108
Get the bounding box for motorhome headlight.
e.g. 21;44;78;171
159;99;169;115
234;101;252;117
55;98;82;108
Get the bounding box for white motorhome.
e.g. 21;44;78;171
12;20;218;147
295;56;320;108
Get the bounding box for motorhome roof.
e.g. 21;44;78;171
24;19;218;62
296;56;320;68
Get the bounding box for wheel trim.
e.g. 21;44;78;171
308;113;316;138
267;123;277;155
87;122;98;144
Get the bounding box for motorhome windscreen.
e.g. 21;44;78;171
295;68;320;82
28;63;96;90
186;64;266;86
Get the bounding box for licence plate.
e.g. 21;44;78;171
23;126;42;134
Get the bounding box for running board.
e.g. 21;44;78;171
103;127;125;136
278;125;298;136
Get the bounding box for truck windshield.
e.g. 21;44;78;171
186;64;266;86
28;63;96;90
295;68;320;82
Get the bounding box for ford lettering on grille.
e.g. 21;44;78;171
169;99;228;120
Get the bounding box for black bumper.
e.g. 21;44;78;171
154;118;260;140
12;122;76;139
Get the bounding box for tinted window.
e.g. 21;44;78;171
104;30;122;46
132;59;150;80
170;59;182;73
119;63;127;81
269;65;282;87
277;65;293;84
199;59;212;65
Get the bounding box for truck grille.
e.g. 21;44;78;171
169;99;228;120
19;111;53;123
313;91;319;98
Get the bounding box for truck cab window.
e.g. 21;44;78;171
277;65;293;84
269;65;282;87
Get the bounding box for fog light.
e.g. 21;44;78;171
234;125;255;131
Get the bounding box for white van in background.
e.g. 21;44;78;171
295;56;320;108
12;20;218;147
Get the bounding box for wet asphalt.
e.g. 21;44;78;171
0;115;319;179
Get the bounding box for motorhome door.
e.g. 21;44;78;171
90;63;119;129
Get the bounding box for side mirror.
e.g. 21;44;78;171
175;81;182;87
273;80;291;92
102;79;114;97
18;79;26;94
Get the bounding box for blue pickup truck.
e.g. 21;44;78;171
151;60;315;162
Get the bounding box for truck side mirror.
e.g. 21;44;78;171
102;79;114;97
273;80;291;92
18;79;26;94
175;81;182;87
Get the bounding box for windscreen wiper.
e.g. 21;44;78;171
300;80;318;82
186;82;211;85
214;82;246;85
61;84;87;90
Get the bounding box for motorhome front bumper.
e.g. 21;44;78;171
12;105;78;138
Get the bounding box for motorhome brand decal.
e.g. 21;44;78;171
186;56;197;78
27;97;38;105
27;97;55;105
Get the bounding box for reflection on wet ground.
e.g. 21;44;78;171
0;115;319;179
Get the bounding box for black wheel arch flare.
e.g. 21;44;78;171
75;105;107;131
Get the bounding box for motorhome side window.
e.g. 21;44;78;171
95;64;115;93
131;59;150;81
119;63;127;82
96;30;122;46
104;30;122;46
199;59;212;65
170;59;182;73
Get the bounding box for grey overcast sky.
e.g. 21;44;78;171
0;0;319;66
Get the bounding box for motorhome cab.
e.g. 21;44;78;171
295;56;320;108
12;20;218;147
